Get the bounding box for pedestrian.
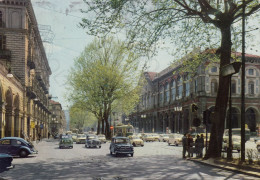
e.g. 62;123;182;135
187;134;194;158
38;133;41;141
48;132;51;139
182;133;187;158
199;134;205;158
195;134;200;158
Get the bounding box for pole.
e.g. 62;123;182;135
241;0;246;162
227;76;233;160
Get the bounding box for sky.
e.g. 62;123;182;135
31;0;260;110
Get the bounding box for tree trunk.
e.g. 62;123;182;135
102;117;105;134
97;119;100;134
205;24;232;158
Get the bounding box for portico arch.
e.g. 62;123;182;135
14;95;20;137
246;108;257;133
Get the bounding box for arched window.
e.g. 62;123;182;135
248;69;254;76
171;80;176;101
165;82;169;102
248;81;254;95
211;79;218;94
231;80;236;94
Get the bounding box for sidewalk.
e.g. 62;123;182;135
189;157;260;178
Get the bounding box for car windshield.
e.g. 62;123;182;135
132;136;140;140
77;135;86;138
98;135;105;138
88;135;97;139
115;138;129;144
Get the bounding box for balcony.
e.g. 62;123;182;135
0;49;11;59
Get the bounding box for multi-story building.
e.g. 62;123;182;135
0;0;51;140
129;52;260;136
49;100;66;136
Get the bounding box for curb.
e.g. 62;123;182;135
190;158;260;178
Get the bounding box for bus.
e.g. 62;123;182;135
114;124;134;137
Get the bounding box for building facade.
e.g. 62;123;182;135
49;100;66;136
129;53;260;136
0;0;51;140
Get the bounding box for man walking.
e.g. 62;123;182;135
182;133;187;158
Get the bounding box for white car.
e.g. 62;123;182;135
168;133;183;146
256;140;260;152
222;135;241;152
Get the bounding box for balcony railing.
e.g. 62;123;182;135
0;49;11;59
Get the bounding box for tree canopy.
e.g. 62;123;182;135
66;37;142;138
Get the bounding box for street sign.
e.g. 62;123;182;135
31;121;35;129
110;126;114;129
40;124;44;129
221;62;242;77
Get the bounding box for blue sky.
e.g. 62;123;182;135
32;0;260;109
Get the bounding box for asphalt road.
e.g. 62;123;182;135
0;139;258;180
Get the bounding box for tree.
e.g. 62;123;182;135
66;37;141;139
80;0;260;158
69;106;97;133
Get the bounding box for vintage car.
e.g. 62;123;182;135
75;134;86;144
0;153;14;170
143;134;158;142
158;134;169;142
85;134;101;148
256;140;260;152
129;135;144;147
71;133;77;142
97;134;107;143
168;133;183;146
59;135;73;149
222;135;241;152
110;137;134;157
224;128;251;141
0;137;37;158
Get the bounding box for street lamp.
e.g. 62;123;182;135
221;62;241;160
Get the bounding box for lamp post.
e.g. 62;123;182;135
221;62;241;160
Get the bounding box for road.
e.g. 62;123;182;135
0;139;258;180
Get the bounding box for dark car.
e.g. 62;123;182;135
0;153;14;170
0;137;37;158
59;135;73;149
85;134;101;148
110;137;134;157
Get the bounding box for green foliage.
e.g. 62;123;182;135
81;0;260;60
69;106;97;130
66;37;142;123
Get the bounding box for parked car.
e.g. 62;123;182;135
0;153;14;170
222;135;241;152
158;134;169;142
75;134;86;144
59;135;73;149
97;134;107;143
110;137;134;157
85;135;101;148
168;133;183;146
129;135;144;147
0;137;37;158
151;133;160;141
71;133;77;142
256;140;260;152
143;134;159;142
223;128;250;141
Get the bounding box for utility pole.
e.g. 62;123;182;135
241;0;246;162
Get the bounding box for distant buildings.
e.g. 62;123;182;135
129;51;260;136
49;100;66;136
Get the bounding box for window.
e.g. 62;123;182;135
0;139;11;145
171;80;176;101
248;69;254;75
0;11;3;27
177;76;183;99
165;82;169;102
248;81;254;95
211;79;218;94
0;34;6;49
231;80;236;94
211;66;217;73
194;79;198;93
185;82;190;97
159;85;164;102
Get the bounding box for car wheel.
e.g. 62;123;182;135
133;143;136;147
168;143;170;146
19;150;28;158
99;146;101;148
71;146;73;149
141;145;144;147
176;144;179;146
110;151;112;155
237;150;240;153
257;146;260;152
130;153;133;157
115;153;118;157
